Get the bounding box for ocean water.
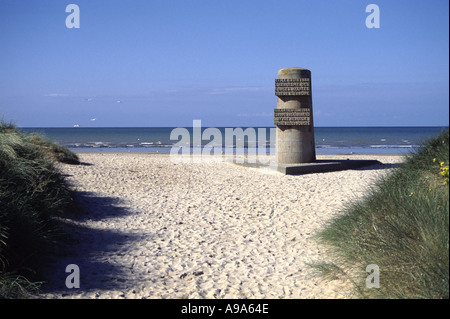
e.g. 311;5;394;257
19;126;448;155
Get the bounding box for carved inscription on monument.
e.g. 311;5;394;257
274;108;311;126
275;78;310;96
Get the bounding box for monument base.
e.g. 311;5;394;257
275;160;381;175
228;159;382;175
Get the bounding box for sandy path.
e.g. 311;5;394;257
40;153;404;299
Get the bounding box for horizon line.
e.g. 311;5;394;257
18;125;450;129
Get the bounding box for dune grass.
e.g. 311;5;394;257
0;120;79;298
313;130;449;298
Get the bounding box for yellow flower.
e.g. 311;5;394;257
433;158;437;162
434;159;449;185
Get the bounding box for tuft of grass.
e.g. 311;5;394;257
313;130;449;299
0;120;79;298
0;120;17;134
24;134;80;165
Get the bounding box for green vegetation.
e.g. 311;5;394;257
313;130;449;298
0;120;79;298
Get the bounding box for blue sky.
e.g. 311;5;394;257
0;0;448;127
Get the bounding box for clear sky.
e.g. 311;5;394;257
0;0;448;127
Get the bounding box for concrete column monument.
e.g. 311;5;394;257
230;67;382;174
274;67;316;164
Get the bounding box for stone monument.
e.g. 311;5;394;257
232;67;382;175
274;67;316;164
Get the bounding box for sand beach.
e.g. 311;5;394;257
41;152;405;299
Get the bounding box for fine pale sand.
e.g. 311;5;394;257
41;153;405;299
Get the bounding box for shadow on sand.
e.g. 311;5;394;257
39;190;143;297
351;161;403;171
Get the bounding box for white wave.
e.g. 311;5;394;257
370;144;416;148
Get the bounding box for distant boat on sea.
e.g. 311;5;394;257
18;126;448;155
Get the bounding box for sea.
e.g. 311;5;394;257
19;126;448;155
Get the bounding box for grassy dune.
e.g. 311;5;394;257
314;130;449;298
0;121;79;298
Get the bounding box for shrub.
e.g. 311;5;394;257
313;130;449;299
0;121;78;298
